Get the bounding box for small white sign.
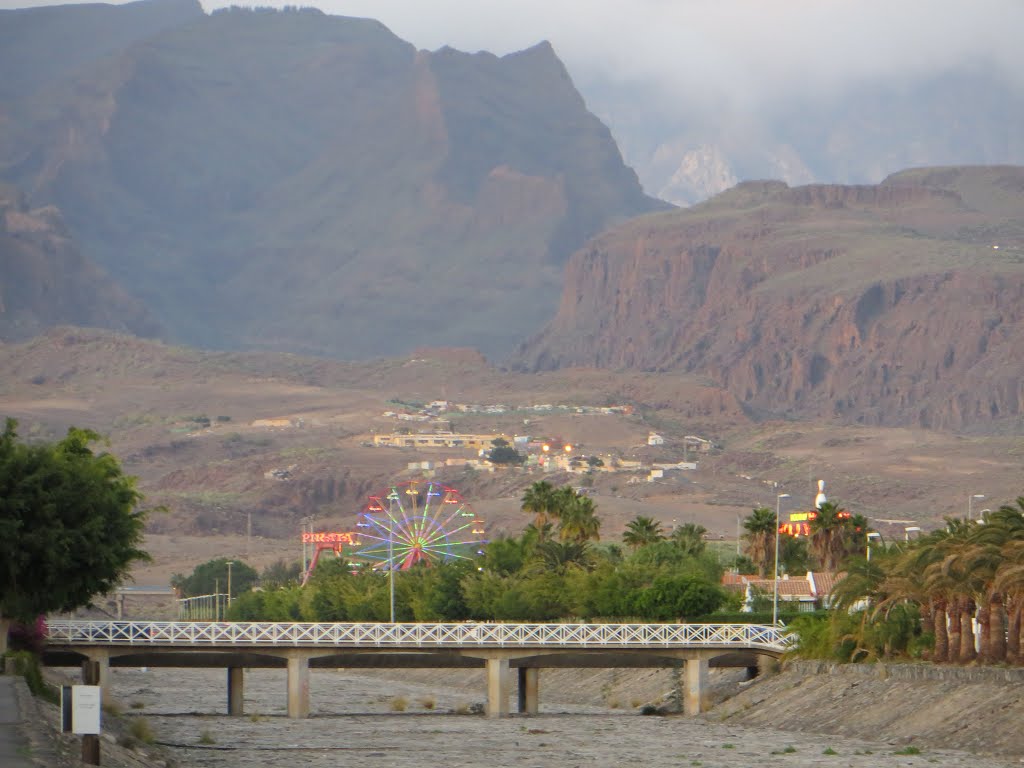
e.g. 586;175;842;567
72;685;102;735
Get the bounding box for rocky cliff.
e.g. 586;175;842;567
0;185;160;342
513;167;1024;432
0;2;665;360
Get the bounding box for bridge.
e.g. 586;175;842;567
44;620;791;717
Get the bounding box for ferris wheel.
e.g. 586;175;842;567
353;480;486;570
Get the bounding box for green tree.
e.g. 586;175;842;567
521;481;558;541
808;501;858;572
557;489;601;543
260;558;303;589
634;574;725;621
171;558;258;599
488;437;524;465
534;540;594;571
622;516;665;550
742;507;778;577
0;419;150;653
671;523;707;557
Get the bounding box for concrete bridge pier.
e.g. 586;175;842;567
485;656;511;717
684;652;714;716
517;668;539;715
286;652;310;718
227;667;244;716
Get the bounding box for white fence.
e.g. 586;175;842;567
176;593;229;621
45;621;790;652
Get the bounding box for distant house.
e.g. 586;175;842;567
683;435;713;452
647;433;665;446
373;433;499;450
251;418;293;428
722;571;843;613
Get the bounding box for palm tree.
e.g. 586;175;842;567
521;481;558;541
996;538;1024;664
957;512;1024;663
808;501;858;572
671;523;707;557
622;516;664;550
742;507;777;577
875;539;942;660
925;518;980;663
559;492;601;544
535;540;594;571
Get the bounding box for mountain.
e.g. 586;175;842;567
0;183;160;341
0;2;665;360
512;166;1024;433
580;68;1024;206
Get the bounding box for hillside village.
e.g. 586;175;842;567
370;398;714;483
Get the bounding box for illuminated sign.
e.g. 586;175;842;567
779;522;811;537
781;509;853;537
302;532;358;545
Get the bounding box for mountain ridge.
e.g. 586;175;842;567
0;2;665;359
512;166;1024;433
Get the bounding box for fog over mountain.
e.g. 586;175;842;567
3;1;1020;204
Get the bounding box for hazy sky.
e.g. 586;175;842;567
4;0;1023;112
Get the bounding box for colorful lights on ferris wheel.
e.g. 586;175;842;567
352;480;487;571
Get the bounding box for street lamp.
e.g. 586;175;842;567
225;561;234;609
866;532;882;561
773;493;791;626
969;494;985;521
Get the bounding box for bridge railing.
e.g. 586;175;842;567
45;621;792;652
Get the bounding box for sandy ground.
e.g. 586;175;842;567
29;666;1023;768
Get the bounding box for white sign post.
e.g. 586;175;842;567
71;685;102;735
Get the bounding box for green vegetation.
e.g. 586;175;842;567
894;746;921;755
0;419;149;654
4;651;58;703
172;558;259;599
226;483;728;623
128;718;156;745
487;437;525;466
785;499;1024;664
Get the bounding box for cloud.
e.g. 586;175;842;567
243;0;1024;112
4;0;1022;116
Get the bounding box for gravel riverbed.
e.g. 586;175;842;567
30;666;1017;768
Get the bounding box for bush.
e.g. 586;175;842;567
128;717;156;744
5;651;58;703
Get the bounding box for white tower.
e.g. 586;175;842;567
814;479;827;509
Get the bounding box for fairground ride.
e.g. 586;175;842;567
353;480;486;571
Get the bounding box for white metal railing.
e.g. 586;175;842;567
45;621;791;652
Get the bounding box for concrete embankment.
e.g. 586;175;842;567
714;661;1024;758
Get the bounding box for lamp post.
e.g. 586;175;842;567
773;492;790;626
225;561;234;610
969;494;985;521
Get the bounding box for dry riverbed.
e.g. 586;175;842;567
26;665;1023;768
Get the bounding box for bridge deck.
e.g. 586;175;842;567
45;620;789;652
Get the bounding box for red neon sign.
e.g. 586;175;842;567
302;531;357;545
